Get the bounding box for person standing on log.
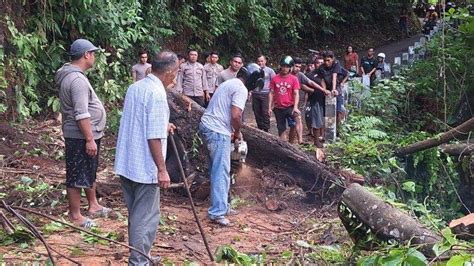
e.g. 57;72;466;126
199;63;264;226
175;49;209;107
132;49;152;82
115;51;179;264
217;53;244;86
252;55;275;132
55;39;109;228
268;56;302;143
203;51;224;101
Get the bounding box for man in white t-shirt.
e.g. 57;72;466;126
199;63;263;226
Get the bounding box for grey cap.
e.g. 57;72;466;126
68;39;100;56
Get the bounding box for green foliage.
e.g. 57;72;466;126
215;245;261;264
80;227;118;245
358;247;427;266
0;228;35;246
42;221;64;234
2;0;409;121
327;115;394;177
407;8;474;126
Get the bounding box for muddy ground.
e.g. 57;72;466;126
0;119;351;265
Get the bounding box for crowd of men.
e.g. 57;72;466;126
132;47;388;147
56;38;389;264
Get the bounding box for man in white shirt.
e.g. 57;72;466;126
115;51;178;265
199;63;263;226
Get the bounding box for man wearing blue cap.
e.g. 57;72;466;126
55;39;110;228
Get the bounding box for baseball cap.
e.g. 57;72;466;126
68;39;100;57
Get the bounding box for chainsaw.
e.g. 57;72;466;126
231;139;248;163
230;139;248;184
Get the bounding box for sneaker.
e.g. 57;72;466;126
211;217;230;226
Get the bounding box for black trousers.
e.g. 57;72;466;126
252;93;270;132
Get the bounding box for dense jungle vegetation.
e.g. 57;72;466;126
1;0;418;121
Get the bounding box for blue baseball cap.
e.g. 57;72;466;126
68;39;100;57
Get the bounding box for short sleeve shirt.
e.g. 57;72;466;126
318;61;345;92
217;68;238;86
361;56;377;74
296;72;311;86
306;70;325;105
203;63;224;93
114;74;170;184
201;78;248;136
269;74;300;109
132;63;151;81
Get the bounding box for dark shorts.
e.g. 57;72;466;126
65;138;101;188
273;107;296;135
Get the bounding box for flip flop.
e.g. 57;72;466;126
89;207;112;218
80;218;97;229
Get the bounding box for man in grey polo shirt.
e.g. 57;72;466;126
55;39;109;228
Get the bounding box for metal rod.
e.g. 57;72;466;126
169;133;214;262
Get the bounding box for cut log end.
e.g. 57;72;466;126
339;183;441;257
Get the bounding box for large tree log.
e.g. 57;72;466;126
339;183;441;257
396;117;474;157
439;142;474;156
167;91;345;200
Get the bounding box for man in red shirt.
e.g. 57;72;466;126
268;56;301;142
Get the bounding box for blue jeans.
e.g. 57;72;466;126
198;123;231;219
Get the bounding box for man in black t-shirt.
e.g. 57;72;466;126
319;51;349;127
360;48;377;85
292;57;328;141
305;57;330;148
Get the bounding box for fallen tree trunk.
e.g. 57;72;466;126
338;183;441;257
449;213;474;240
167;91;346;201
439;143;474;156
395;117;474;157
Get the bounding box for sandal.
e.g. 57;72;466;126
80;218;97;229
89;207;112;218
